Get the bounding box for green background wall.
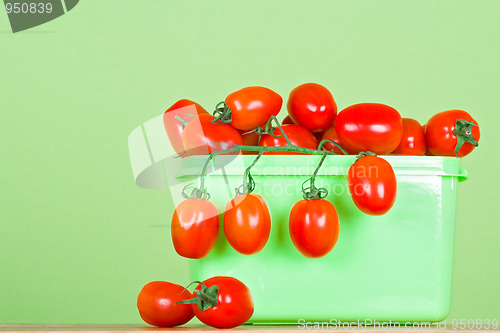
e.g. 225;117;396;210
1;0;498;324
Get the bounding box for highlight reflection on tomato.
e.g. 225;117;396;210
347;155;397;215
137;281;194;327
171;198;219;259
223;194;271;255
335;103;403;155
287;83;337;132
289;199;340;258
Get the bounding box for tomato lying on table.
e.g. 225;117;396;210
171;198;219;259
289;198;340;258
179;276;254;329
335;103;403;155
137;281;194;327
425;109;480;157
347;154;397;215
225;86;283;131
163;99;209;155
223;194;271;255
392;118;426;156
182;114;243;155
259;124;318;154
287;83;337;132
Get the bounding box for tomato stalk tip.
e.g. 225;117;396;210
454;118;479;157
355;151;377;160
177;282;219;311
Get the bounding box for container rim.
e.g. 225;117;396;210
176;154;468;181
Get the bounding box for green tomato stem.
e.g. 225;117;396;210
184;115;350;199
177;282;219;311
212;101;233;124
453;118;479;157
302;151;329;200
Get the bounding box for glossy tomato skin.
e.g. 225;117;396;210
320;126;350;155
422;124;434;156
347;155;397;215
287;83;337;132
163;99;209;155
193;276;254;329
392;118;426;156
171;199;219;259
259;124;318;154
225;86;283;131
289;199;340;258
335;103;403;155
425;110;480;157
137;281;194;327
182;114;243;155
223;194;271;255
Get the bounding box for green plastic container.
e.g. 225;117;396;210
128;120;467;324
178;154;467;324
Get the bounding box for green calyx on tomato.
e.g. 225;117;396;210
182;185;210;200
425;109;479;157
212;101;233;125
179;277;254;329
210;86;285;131
355;151;377;160
454;118;479;156
178;281;219;311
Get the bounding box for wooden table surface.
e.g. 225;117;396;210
0;324;492;332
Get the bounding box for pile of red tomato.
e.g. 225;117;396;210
163;83;480;158
140;83;481;328
165;82;480;257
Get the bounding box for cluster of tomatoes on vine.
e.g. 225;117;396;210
165;83;480;261
137;83;481;328
164;83;480;158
